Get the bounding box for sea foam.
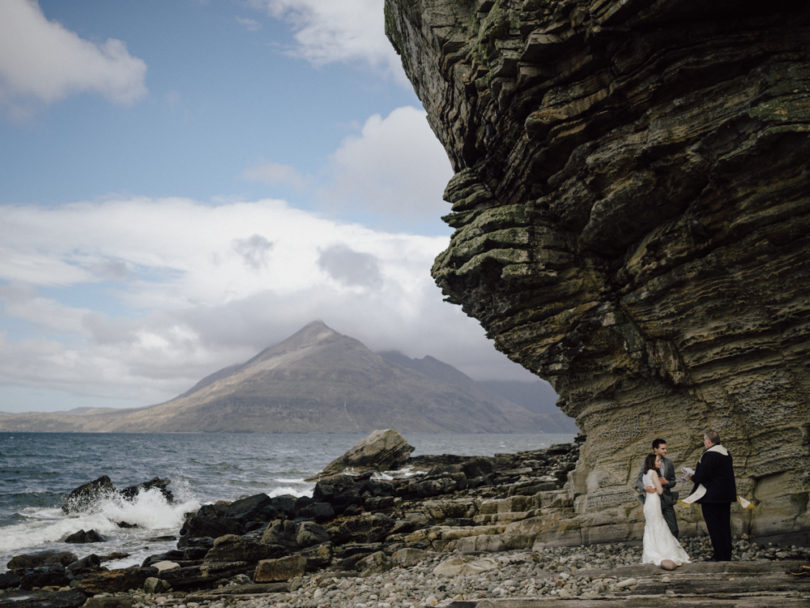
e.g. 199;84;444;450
0;485;199;556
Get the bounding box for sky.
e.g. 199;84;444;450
0;0;541;414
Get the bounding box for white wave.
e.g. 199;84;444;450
0;486;199;555
96;488;199;530
371;466;425;480
268;485;313;498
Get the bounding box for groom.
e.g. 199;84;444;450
636;438;679;538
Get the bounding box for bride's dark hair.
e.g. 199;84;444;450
644;453;658;473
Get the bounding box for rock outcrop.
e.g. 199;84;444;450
311;429;414;480
384;0;810;542
2;434;582;597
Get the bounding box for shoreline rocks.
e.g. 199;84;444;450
3;430;809;607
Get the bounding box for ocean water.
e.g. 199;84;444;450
0;431;574;572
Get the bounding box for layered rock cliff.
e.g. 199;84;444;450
385;0;810;542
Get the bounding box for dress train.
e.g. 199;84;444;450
641;470;690;566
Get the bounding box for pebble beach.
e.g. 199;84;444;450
125;538;810;608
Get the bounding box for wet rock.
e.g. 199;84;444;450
0;572;20;590
62;476;115;514
7;550;77;572
180;493;279;541
179;503;242;539
120;477;173;503
64;529;104;543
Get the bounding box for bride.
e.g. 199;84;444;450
641;453;691;568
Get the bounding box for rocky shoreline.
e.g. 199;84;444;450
2;431;809;608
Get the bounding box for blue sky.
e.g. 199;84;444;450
0;0;538;414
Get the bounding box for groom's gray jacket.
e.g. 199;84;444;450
636;456;677;503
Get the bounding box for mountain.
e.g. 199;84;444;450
0;321;575;433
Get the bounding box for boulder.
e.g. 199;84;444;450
19;565;69;590
156;562;253;591
356;550;391;573
179;503;241;540
82;597;132;608
61;476;115;514
203;533;280;563
296;500;335;522
71;566;158;594
143;576;172;593
312;474;365;513
295;521;330;547
180;493;279;541
260;519;299;548
253;554;307;583
0;572;21;590
65;554;102;577
120;477;173;503
64;529;104;543
311;429;413;479
300;542;333;569
7;550;77;572
326;512;395;545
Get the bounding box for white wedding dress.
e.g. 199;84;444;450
641;469;691;566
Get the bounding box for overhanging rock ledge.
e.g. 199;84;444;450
385;0;810;543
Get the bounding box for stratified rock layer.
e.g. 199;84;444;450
385;0;810;541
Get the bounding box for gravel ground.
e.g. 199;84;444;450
126;538;810;608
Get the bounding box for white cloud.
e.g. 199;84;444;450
325;106;453;228
251;0;406;82
0;196;533;412
0;0;147;114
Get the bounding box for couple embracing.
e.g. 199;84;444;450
636;432;738;568
636;438;690;569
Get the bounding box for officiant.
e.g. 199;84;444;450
687;430;737;561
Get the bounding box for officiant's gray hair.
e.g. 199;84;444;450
704;430;721;445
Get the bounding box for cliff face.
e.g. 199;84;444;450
385;0;810;541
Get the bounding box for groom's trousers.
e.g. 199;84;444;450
662;502;679;539
701;502;732;561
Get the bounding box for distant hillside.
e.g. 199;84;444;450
478;379;576;433
0;321;576;434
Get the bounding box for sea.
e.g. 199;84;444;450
0;431;574;573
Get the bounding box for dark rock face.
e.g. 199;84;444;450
64;529;105;544
384;0;810;541
62;476;115;514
